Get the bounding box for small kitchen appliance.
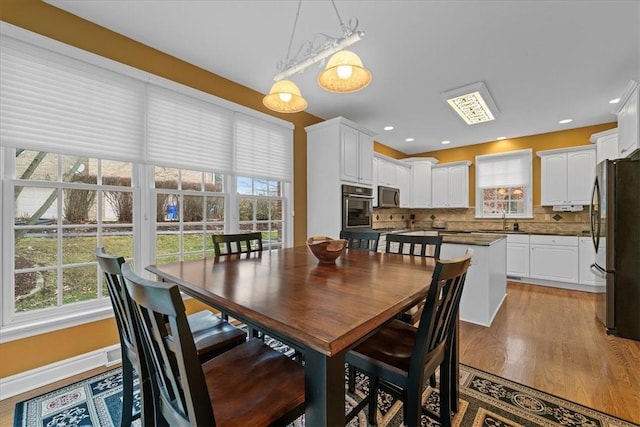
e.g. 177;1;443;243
377;185;400;208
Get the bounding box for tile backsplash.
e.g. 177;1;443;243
373;206;590;235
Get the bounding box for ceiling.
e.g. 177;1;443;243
46;0;639;155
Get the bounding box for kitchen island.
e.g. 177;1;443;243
395;231;507;326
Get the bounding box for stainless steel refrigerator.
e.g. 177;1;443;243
590;153;640;341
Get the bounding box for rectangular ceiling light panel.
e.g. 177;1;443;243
441;82;498;125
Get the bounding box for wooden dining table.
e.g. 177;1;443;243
146;245;441;426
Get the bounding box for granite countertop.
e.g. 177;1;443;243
441;233;505;246
373;228;591;237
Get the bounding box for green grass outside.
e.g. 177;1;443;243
14;231;279;312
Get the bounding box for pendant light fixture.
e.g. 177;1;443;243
317;50;371;93
263;80;308;113
263;0;371;114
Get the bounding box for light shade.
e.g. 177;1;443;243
263;80;308;113
317;50;372;93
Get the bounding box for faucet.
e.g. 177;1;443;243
502;211;507;230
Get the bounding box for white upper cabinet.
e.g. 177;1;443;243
375;156;398;187
306;117;375;237
404;158;437;208
590;128;618;164
340;123;374;185
373;154;412;206
396;163;411;207
615;80;639;158
538;146;596;206
431;161;471;208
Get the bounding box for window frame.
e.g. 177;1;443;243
0;23;295;342
236;177;287;251
2;150;138;340
475;149;533;219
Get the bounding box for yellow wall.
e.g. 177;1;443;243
0;0;618;381
0;0;320;378
410;123;617;206
0;0;402;379
374;141;407;159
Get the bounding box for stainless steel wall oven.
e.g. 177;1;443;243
342;184;373;230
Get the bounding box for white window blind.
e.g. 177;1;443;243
0;36;145;162
147;85;234;172
234;114;292;182
476;149;532;188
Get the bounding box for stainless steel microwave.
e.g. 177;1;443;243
378;186;400;208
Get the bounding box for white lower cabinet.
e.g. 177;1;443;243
529;235;579;283
506;234;529;278
578;237;605;286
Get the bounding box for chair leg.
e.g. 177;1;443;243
439;359;453;427
348;365;356;393
404;383;424;427
367;375;379;426
120;357;135;427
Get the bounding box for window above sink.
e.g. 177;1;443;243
475;149;533;219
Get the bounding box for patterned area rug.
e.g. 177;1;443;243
14;362;636;427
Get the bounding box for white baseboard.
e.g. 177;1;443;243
0;344;122;400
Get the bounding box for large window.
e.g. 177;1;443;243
237;177;285;250
154;167;225;264
475;149;533;218
0;25;293;340
10;150;134;317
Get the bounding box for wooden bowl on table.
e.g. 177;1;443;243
306;236;347;264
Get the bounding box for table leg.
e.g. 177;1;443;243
303;350;346;426
452;317;460;413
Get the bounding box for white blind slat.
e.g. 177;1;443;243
235;114;292;182
147;86;234;172
477;150;531;188
0;38;144;162
1;33;293;181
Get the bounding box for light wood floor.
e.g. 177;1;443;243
2;282;639;425
459;282;640;424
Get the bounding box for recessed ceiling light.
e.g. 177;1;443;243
609;98;620;104
559;119;573;124
405;137;414;142
383;126;394;131
496;136;507;140
441;140;451;145
440;81;498;125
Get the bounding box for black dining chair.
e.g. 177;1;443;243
212;231;265;340
95;248;247;426
121;263;305;427
346;249;473;427
212;231;263;257
385;233;443;325
340;230;381;252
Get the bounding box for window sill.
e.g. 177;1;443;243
0;306;114;344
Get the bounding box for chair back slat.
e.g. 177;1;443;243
213;232;263;257
95;249;138;360
339;230;381;252
95;247;155;425
122;263;217;427
409;250;472;383
385;234;442;258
